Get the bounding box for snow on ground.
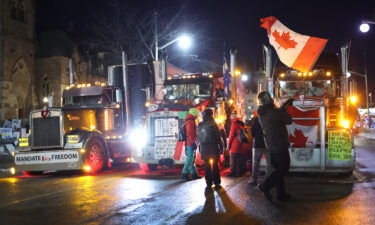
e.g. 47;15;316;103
358;128;375;140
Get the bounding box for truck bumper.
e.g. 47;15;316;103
14;149;85;172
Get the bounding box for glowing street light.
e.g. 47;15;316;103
241;74;249;82
155;35;192;60
178;35;192;49
359;20;375;33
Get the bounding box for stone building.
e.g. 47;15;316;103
0;0;106;121
0;0;37;120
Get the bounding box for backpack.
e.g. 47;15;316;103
197;122;215;144
178;118;194;141
237;128;250;144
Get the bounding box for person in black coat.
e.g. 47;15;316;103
256;91;293;201
198;108;224;188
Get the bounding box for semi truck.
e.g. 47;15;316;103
13;78;133;175
259;50;356;175
131;72;239;172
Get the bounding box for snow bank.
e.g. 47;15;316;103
357;128;375;140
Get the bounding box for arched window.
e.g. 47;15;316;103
11;0;26;23
42;74;50;97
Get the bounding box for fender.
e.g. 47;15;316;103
65;129;110;160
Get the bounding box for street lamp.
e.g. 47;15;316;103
357;19;375;127
349;70;370;127
155;35;192;60
241;74;249;82
359;20;375;33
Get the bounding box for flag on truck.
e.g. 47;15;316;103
260;16;328;72
286;105;320;147
223;54;231;97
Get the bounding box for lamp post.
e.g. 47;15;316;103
348;70;370;126
358;19;375;127
154;35;192;61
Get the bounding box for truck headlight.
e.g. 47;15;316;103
129;128;147;148
67;135;81;143
18;137;29;147
340;119;350;129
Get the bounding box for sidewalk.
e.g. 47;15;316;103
357;128;375;140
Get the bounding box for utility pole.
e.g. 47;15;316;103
122;51;131;130
154;12;158;61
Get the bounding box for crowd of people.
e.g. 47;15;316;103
181;91;294;202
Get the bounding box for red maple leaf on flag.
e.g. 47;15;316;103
272;30;298;50
289;129;308;147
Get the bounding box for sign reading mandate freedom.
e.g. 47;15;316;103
327;130;352;160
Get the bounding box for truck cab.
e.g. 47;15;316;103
131;73;229;172
14;82;131;175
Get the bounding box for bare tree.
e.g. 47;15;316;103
86;0;213;68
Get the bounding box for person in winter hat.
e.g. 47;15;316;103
181;108;201;181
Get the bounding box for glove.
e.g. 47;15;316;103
281;98;294;110
219;148;223;155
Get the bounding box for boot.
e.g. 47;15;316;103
257;184;273;202
181;174;192;181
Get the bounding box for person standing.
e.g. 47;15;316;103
197;109;224;188
256;91;293;201
227;114;246;177
248;114;271;185
181;108;201;181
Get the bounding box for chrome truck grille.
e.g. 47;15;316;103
31;109;63;149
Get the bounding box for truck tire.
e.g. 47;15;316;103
22;171;43;176
85;137;107;173
139;163;158;172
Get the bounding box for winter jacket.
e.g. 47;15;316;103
199;116;223;161
228;118;246;154
185;114;197;146
251;117;266;148
257;103;292;154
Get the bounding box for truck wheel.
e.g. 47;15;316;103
22;171;43;176
86;137;106;173
139;163;158;172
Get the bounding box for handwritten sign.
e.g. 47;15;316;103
327;130;352;160
154;137;177;159
154;118;178;137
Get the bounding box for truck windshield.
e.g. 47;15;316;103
278;80;332;98
163;83;212;100
63;95;110;107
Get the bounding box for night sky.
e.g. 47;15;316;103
36;0;375;99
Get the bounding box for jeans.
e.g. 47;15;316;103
252;148;272;180
182;146;198;175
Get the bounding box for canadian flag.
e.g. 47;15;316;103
260;16;328;72
286;106;320;147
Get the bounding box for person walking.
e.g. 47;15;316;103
197;108;224;188
248;113;271;185
227;114;246;177
256;91;293;201
181;108;201;181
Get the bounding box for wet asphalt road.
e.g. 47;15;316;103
0;137;375;225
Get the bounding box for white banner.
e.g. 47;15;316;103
154;118;178;137
15;151;80;165
154;137;177;159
